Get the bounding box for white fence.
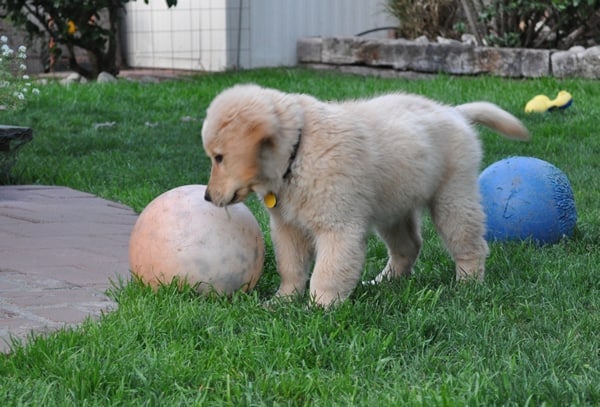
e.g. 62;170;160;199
123;0;397;71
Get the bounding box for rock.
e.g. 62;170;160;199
569;46;586;53
360;39;403;67
0;125;33;178
409;42;475;74
297;36;597;79
321;37;365;64
475;47;550;77
519;48;552;78
551;45;600;78
437;37;461;45
297;37;322;63
580;46;600;78
60;72;82;85
461;34;478;46
552;49;581;78
97;71;117;83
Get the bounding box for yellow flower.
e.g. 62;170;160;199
67;20;77;35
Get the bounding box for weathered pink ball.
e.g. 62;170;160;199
129;185;264;295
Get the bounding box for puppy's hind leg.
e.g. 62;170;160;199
429;180;489;282
371;212;422;283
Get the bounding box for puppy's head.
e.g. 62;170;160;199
202;84;295;207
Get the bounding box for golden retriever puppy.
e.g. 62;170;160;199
202;84;529;307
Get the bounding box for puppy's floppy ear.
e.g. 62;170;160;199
247;119;276;150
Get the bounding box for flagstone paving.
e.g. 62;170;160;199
0;185;137;353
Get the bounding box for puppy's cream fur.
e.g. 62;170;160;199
202;84;529;306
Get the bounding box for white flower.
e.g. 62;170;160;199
1;35;39;109
2;46;14;57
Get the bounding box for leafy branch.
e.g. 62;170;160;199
0;0;178;79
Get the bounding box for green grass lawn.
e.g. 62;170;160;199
1;68;598;405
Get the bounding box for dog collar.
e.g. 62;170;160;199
282;128;302;180
265;129;301;208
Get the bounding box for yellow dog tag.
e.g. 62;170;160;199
264;192;277;208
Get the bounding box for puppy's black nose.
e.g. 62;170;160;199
204;190;212;202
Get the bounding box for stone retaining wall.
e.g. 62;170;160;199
298;37;600;79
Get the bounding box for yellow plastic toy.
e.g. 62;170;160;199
525;90;573;113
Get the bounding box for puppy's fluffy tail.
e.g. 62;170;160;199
457;102;530;141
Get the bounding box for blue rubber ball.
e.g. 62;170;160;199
479;156;577;245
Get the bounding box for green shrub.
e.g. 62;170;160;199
385;0;600;49
480;0;600;48
385;0;462;40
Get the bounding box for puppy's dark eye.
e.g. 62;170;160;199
214;154;223;164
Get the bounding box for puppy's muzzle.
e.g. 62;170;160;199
204;189;238;206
